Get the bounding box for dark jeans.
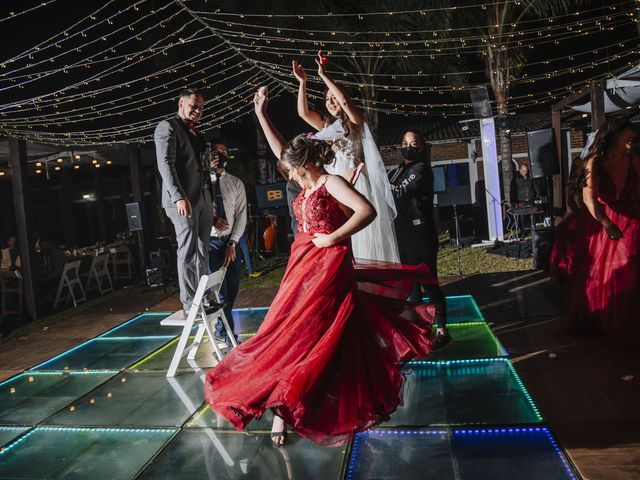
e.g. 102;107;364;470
208;237;241;339
396;223;447;329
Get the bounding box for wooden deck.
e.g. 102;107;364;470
0;271;637;479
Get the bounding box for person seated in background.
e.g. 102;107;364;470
510;163;536;237
1;235;21;270
36;237;67;301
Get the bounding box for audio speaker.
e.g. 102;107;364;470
532;227;555;271
126;202;143;231
526;129;560;178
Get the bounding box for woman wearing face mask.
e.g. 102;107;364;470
292;52;400;263
388;130;451;351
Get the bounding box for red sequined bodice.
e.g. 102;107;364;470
292;183;348;233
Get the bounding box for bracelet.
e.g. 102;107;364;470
227;241;236;248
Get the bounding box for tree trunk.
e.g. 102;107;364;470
487;46;513;205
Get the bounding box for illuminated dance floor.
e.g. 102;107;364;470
0;297;580;479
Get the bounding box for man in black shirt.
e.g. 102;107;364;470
388;131;451;351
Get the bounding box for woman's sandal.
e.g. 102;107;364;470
270;429;288;447
271;413;288;447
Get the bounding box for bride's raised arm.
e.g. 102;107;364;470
292;60;325;131
315;51;364;127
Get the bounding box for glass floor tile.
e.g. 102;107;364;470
0;426;176;480
138;429;346;480
427;322;507;361
387;359;541;427
0;427;29;449
31;337;174;371
348;428;577;480
423;295;485;323
233;307;269;337
101;312;178;338
0;371;117;425
186;405;274;432
130;336;218;372
46;371;205;428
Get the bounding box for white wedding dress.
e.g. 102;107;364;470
313;120;400;263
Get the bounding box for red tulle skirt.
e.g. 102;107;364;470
205;232;435;446
551;199;640;347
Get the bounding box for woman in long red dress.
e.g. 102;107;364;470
204;90;436;447
551;118;640;347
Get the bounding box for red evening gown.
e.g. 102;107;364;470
550;161;640;347
205;182;436;446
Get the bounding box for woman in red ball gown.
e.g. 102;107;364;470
204;90;436;447
551;118;640;347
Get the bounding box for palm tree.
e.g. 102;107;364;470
455;0;585;201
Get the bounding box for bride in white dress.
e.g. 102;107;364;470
292;52;400;263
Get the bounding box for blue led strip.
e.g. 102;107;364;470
453;427;578;480
97;312;172;338
347;430;449;480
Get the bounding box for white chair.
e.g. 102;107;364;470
110;245;134;282
162;267;237;377
85;254;114;296
1;270;22;316
53;260;87;309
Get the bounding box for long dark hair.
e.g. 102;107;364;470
567;118;634;204
281;133;335;170
323;88;362;139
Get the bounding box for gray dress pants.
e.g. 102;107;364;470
165;189;213;312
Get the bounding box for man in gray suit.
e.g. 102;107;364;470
155;89;213;316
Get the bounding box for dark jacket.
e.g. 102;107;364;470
510;172;535;204
388;160;436;232
154;115;211;209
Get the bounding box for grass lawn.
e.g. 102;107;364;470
239;236;534;290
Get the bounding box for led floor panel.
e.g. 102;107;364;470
0;426;176;479
138;429;346;480
30;337;174;372
0;427;29;450
387;359;541;427
422;295;485;323
100;313;177;338
0;371;117;425
46;371;205;428
186;405;274;432
427;322;507;361
129;336;218;372
348;428;577;480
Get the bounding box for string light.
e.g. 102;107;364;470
0;0;635;145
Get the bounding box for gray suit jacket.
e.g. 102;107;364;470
155;116;211;209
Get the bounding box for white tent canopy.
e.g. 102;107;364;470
571;63;640;113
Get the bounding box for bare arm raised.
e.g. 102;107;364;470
292;60;324;131
315;51;364;127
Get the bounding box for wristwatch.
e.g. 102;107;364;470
227;240;237;248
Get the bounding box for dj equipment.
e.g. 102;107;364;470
256;182;288;209
509;205;542;216
526;129;560;178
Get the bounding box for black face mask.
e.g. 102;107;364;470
400;146;423;161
